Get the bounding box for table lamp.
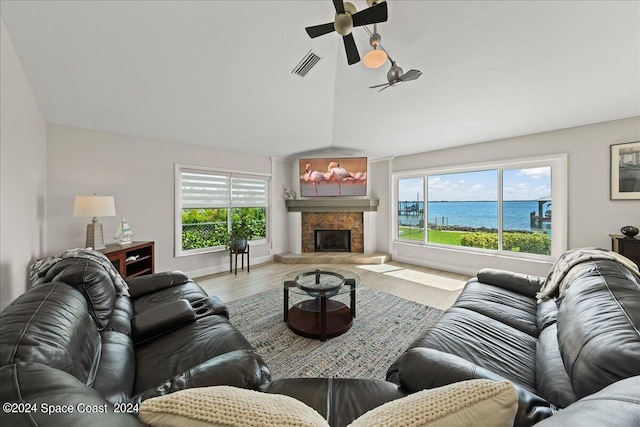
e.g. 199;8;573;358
73;195;116;249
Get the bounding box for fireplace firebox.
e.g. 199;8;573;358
314;229;351;252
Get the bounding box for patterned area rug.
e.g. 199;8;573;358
227;286;443;380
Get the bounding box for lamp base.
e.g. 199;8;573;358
86;218;105;250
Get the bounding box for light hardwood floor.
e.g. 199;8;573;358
195;261;471;311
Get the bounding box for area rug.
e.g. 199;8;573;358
227;286;443;380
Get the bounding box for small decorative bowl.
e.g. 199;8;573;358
621;225;639;238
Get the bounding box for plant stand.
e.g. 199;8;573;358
230;244;250;275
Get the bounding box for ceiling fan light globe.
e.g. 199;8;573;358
363;48;387;68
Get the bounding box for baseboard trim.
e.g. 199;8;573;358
187;255;274;279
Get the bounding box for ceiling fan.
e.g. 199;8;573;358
369;60;422;92
305;0;388;65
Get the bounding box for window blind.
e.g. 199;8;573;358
231;176;268;207
180;170;268;209
181;170;230;208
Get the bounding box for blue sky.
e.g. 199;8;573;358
399;167;551;201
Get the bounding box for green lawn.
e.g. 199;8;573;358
398;227;463;245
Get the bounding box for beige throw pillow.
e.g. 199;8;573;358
347;379;518;427
139;385;330;427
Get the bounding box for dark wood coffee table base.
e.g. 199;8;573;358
286;299;353;341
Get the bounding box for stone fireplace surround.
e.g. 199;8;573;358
285;199;379;255
302;212;363;253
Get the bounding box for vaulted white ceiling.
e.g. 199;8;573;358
2;1;639;159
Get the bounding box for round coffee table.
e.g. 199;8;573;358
282;267;359;341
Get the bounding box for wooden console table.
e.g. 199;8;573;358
610;234;640;268
100;241;155;279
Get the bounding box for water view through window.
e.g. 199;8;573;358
397;167;552;255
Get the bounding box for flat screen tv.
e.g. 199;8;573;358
299;157;367;197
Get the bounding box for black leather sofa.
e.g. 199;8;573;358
386;257;640;426
0;257;270;426
2;251;639;426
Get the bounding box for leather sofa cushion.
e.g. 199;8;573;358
130;349;271;403
131;280;208;315
557;260;640;399
536;299;558;333
390;348;554;426
261;378;406;427
38;258;116;330
133;315;255;394
0;362;144;427
476;268;544;298
93;330;135;403
0;283;101;386
535;324;576;408
126;271;189;299
453;279;538;336
105;295;134;336
133;299;196;344
535;375;640;427
409;307;538;393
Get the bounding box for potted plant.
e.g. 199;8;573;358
225;225;251;254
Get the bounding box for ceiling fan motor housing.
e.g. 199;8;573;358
387;64;403;82
334;2;357;35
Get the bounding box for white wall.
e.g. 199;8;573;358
47;125;274;277
0;17;47;309
270;157;293;255
382;117;640;277
370;158;392;254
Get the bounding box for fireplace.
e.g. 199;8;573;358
314;229;352;252
301;212;363;253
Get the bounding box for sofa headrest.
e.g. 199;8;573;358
38;257;116;330
0;283;102;386
557;259;640;399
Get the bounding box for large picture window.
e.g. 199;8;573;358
175;165;269;256
394;155;566;259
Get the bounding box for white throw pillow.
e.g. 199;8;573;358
139;385;330;427
348;379;518;427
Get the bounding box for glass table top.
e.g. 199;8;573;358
282;266;360;297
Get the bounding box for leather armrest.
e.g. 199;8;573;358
126;271;189;299
476;268;545;298
535;376;640;427
395;348;554;426
127;350;271;404
133;299;195;344
1;362;145;427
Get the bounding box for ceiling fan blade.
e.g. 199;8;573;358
352;1;388;27
343;33;360;65
369;82;390;88
306;22;336;38
332;0;345;14
378;84;392;92
399;69;422;82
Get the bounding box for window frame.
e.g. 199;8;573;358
392;154;567;261
175;163;270;257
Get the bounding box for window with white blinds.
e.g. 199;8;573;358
231;176;268;207
181;171;230;209
176;165;269;256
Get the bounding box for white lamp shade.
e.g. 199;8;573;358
363;48;388;69
73;195;116;217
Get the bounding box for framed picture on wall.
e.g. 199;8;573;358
611;141;640;200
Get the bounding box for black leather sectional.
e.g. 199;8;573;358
1;253;639;426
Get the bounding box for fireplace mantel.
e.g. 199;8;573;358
285;199;379;212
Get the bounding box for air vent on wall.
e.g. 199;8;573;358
292;50;322;77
